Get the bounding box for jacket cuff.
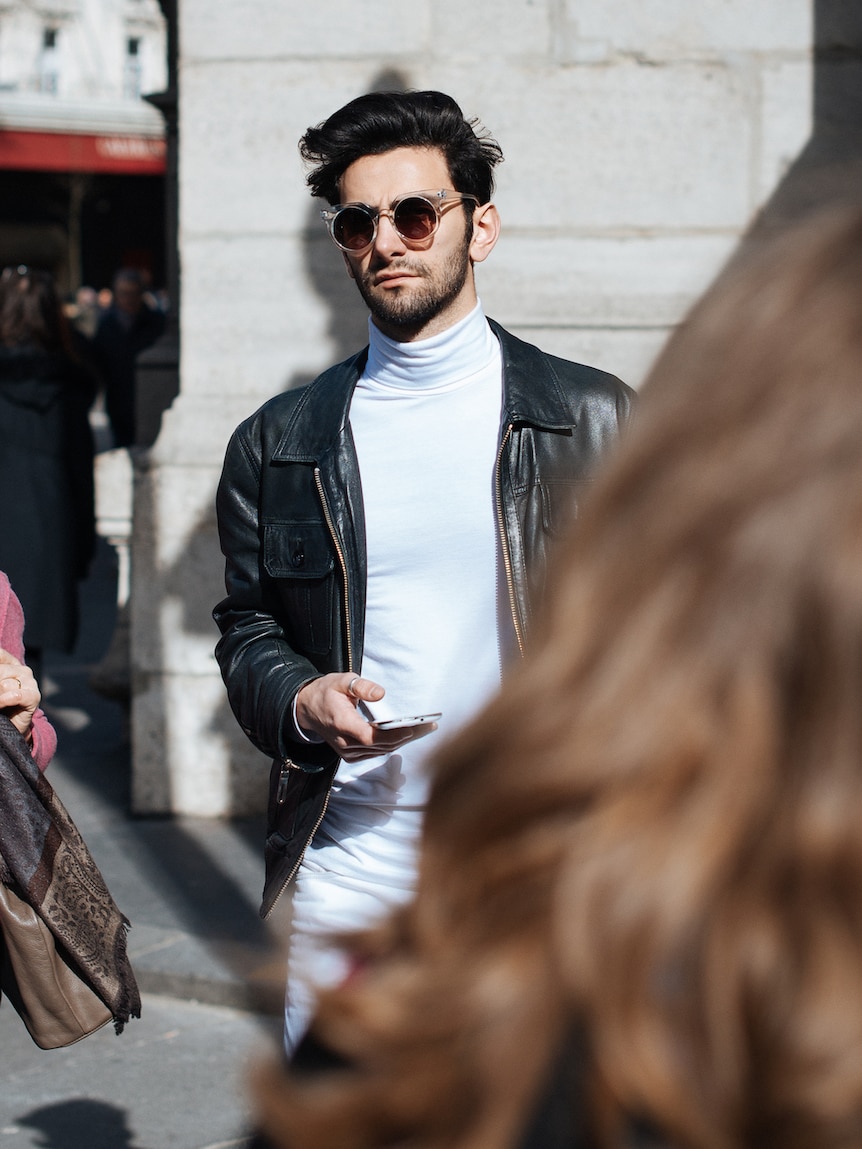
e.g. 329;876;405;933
290;692;325;744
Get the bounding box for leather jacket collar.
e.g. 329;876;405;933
272;319;580;464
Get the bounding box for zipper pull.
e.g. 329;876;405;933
277;759;298;804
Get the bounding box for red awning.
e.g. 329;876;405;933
0;128;165;174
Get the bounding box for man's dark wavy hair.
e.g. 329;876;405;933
299;90;504;206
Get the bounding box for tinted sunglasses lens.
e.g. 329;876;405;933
393;197;438;241
334;207;375;251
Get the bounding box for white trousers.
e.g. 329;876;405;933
283;843;418;1055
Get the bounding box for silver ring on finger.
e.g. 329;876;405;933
347;677;360;697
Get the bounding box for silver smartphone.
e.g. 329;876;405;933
370;713;442;730
359;701;442;730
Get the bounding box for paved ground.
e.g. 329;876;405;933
0;541;288;1148
0;994;279;1149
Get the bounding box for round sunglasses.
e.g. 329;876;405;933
321;188;479;254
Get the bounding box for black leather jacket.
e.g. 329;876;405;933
214;319;634;917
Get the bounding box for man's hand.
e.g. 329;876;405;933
295;673;437;762
0;647;41;742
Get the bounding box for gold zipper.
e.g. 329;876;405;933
496;424;525;657
313;465;354;673
276;759;301;804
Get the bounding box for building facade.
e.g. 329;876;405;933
0;0;167;291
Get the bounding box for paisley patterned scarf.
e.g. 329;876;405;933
0;714;140;1030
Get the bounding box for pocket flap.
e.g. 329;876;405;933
263;521;334;579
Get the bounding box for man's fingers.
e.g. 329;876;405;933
342;674;384;703
298;672;424;759
337;719;437;761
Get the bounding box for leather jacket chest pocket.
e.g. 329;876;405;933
519;478;589;604
263;521;336;656
521;478;586;544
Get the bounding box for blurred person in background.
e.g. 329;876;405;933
0;266;97;680
251;200;862;1149
91;266;164;447
67;285;101;340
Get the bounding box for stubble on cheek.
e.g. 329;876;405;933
355;263;435;327
353;233;473;332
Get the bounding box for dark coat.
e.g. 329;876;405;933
214;319;635;917
92;305;165;447
0;344;96;653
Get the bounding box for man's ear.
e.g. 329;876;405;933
469;202;501;265
342;252;356;280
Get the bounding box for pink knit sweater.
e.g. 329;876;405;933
0;571;57;770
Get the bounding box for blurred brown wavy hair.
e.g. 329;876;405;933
255;200;862;1149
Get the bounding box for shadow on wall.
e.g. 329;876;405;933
751;0;862;234
136;68;412;817
132;452;263;815
284;67;412;389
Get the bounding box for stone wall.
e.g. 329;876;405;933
131;0;815;815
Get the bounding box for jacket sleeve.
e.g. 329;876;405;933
615;376;637;439
212;422;331;766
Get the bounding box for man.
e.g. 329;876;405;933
92;267;165;447
213;90;635;1050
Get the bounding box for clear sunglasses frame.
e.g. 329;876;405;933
321;188;480;254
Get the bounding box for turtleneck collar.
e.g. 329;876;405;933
363;301;498;392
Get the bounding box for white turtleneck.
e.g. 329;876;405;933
346;300;504;782
285;301;505;1050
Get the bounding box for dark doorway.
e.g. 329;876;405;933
0;169;165;296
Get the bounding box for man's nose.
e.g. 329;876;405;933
372;210;406;257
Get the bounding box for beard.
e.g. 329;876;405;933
352;226;473;336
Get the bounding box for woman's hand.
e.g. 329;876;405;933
0;646;41;742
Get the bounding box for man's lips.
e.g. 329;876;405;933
373;267;421;286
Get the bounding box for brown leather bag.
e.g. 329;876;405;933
0;881;112;1049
